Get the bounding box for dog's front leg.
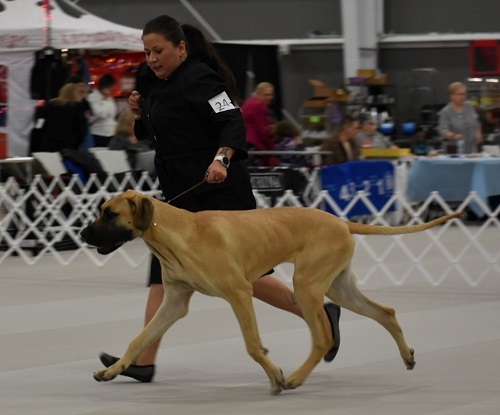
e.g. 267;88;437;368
225;285;284;395
94;283;194;382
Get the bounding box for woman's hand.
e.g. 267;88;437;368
128;90;144;118
205;161;227;184
127;135;139;145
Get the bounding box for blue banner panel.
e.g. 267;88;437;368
320;161;395;217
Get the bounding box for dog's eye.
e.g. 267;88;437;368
103;208;118;220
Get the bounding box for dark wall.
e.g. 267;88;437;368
380;47;471;122
78;0;342;38
78;0;343;120
77;0;495;125
382;0;499;121
280;49;344;120
385;0;500;34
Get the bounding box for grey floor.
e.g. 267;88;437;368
1;238;499;415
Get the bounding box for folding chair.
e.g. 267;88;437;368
32;152;68;177
90;150;132;174
135;150;156;176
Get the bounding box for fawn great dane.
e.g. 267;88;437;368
80;189;460;395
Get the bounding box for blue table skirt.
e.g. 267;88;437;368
408;157;500;216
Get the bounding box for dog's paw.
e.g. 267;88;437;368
283;374;303;391
270;384;283;395
269;369;284;395
93;368;116;382
404;348;416;370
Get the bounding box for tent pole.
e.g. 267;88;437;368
42;0;53;48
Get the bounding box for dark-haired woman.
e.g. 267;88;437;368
99;15;341;382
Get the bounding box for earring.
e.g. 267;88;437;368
180;55;185;62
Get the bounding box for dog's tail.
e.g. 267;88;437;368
347;212;461;236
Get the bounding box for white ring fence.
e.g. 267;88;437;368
1;171;498;287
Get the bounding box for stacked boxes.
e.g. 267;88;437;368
303;80;350;108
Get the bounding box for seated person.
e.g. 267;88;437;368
275;120;307;166
355;113;395;149
108;111;153;169
480;107;500;145
320;114;361;165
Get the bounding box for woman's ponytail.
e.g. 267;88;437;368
181;24;241;104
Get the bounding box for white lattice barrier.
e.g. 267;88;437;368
0;173;161;266
1;173;499;286
255;189;499;287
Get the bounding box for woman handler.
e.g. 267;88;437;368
99;15;341;382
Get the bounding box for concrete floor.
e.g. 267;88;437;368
1;237;499;415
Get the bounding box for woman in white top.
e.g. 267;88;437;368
88;74;118;147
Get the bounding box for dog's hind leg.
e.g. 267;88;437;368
224;283;285;395
93;282;194;382
326;267;415;370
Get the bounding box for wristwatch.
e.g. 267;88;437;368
214;155;230;169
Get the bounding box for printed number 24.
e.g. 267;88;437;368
215;98;231;112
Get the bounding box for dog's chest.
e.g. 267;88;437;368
165;271;217;297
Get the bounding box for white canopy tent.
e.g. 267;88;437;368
0;0;143;157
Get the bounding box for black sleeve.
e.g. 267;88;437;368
187;68;248;161
74;107;88;148
135;62;157;100
134;118;150;141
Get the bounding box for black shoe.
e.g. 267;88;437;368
323;303;341;362
99;352;155;383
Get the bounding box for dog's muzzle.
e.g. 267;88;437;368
80;224;133;255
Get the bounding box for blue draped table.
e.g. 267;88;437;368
407;156;500;216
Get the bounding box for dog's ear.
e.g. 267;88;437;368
128;194;154;232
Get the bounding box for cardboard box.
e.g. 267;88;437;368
308;79;334;98
331;88;350;102
305;80;350;106
303;98;329;108
368;74;389;85
357;69;377;79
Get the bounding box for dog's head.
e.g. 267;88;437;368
80;190;154;255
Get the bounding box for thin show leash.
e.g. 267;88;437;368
166;178;207;205
166;169;224;204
